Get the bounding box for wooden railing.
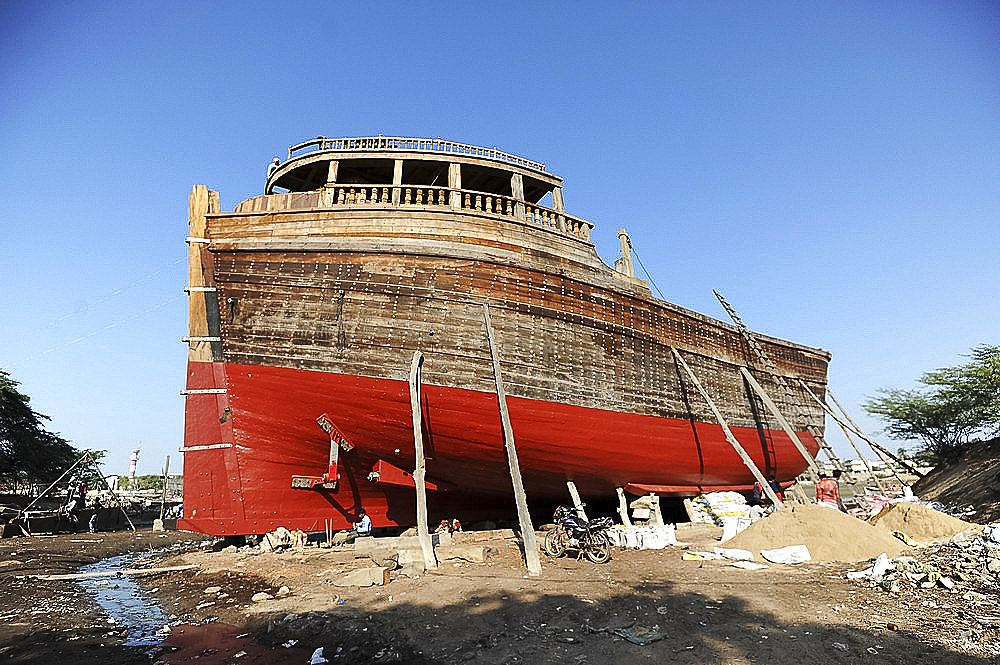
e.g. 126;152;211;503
287;136;546;172
235;185;592;241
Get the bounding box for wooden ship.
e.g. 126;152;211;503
179;136;830;536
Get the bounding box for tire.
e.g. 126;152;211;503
544;527;566;557
583;531;611;564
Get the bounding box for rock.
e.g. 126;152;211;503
436;545;489;564
353;536;377;557
367;548;400;569
260;527;294;552
397;560;426;578
334;566;390;587
251;592;274;602
397;549;425;566
203;586;222;594
275;586;291;597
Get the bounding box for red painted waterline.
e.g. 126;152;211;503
180;361;819;536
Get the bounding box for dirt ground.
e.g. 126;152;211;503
1;520;997;665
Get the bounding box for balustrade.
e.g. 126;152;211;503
247;184;591;241
288;136;546;172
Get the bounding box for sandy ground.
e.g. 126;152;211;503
1;522;997;665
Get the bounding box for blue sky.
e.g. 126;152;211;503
2;1;997;477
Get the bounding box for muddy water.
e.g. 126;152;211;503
76;553;172;646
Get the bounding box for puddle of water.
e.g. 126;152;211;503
76;553;173;646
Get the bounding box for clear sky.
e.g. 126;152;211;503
2;1;997;477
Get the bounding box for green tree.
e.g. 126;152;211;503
132;474;164;491
0;369;78;492
864;345;1000;461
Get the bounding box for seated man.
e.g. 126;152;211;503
336;508;372;545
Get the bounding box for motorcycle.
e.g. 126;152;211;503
543;504;613;564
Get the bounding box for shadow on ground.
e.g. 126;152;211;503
162;579;994;665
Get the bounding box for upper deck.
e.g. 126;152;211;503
269;136;562;202
255;135;592;242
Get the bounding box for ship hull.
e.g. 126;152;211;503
181;139;831;536
179;359;819;536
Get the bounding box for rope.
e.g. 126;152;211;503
628;242;666;300
11;295;183;366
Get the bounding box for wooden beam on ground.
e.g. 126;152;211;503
671;347;784;508
408;351;437;570
483;304;541;575
739;367;821;483
566;481;588;521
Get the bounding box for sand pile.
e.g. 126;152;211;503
722;504;910;563
868;502;979;543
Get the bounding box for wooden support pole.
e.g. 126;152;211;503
799;381;923;479
18;452;91;520
409;351;437;569
483;304;541;575
566;481;588;521
823;388;903;488
616;488;633;527
739;367;821;483
87;452;137;532
823;390;888;493
671;347;784;508
158;455;170;520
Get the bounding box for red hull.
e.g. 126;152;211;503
180;360;819;536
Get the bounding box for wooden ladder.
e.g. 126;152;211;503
713;290;846;474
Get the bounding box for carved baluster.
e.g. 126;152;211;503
464;193;470;208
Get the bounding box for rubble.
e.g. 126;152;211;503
846;524;1000;603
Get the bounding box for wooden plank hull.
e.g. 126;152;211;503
181;141;831;536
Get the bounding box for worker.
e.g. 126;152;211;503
265;158;280;194
354;508;372;537
338;508;372;545
753;475;784;506
89;496;102;533
816;470;846;512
